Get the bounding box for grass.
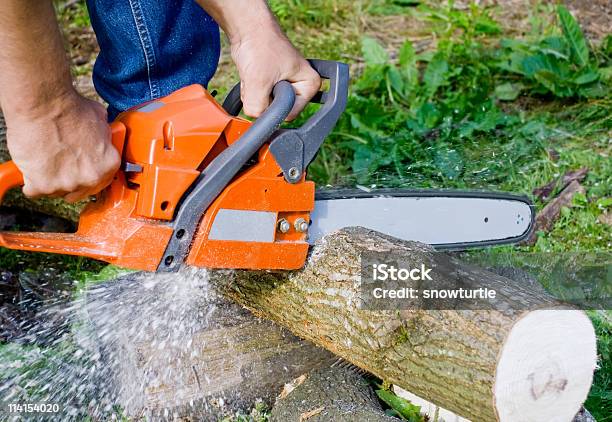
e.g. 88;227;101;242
2;0;611;420
587;311;612;421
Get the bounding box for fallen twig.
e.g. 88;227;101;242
533;167;589;201
525;180;586;245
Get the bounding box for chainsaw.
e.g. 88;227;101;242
0;60;534;272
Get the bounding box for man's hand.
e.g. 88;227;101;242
6;91;120;203
230;29;320;121
197;0;321;121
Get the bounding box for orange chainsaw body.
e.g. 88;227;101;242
0;85;313;271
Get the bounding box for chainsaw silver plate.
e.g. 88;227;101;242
309;192;534;248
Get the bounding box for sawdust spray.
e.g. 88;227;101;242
0;267;228;420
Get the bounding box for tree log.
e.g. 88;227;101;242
209;227;598;422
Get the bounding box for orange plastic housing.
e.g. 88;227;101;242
0;85;313;271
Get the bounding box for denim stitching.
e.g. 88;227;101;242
127;0;160;99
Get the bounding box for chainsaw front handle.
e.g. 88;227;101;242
222;60;350;184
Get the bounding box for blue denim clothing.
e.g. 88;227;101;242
85;0;220;119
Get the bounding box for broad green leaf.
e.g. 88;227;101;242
474;14;501;35
495;82;523;101
520;55;543;77
399;40;416;68
598;67;612;82
416;102;440;129
387;67;405;97
415;49;436;63
557;5;589;67
578;82;608;98
399;41;419;90
353;65;386;93
533;70;572;97
500;38;530;51
540;36;570;59
496;50;529;75
521;53;571;87
376;389;424;422
573;71;599;85
361;37;388;65
423;53;449;98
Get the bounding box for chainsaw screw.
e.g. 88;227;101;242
294;218;309;233
277;219;291;233
288;167;301;180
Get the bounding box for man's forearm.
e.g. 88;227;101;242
0;1;74;120
197;0;320;120
196;0;282;43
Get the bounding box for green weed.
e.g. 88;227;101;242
220;400;269;422
495;6;609;99
376;388;424;421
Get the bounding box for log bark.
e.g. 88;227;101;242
209;227;598;422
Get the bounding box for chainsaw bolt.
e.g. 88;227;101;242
294;218;309;233
288;167;301;180
277;219;291;233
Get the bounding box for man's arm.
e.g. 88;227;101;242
0;1;119;202
196;0;321;121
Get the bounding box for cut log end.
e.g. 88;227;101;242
494;310;597;422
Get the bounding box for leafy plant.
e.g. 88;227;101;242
376;388;424;422
220;400;269;422
495;5;607;98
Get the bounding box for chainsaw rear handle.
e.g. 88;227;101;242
0;122;127;206
223;59;349;183
0;161;24;204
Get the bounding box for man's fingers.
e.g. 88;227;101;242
64;188;91;204
242;75;321;121
241;79;275;118
285;67;321;121
287;96;310;122
22;179;64;199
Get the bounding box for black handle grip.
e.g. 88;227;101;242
296;60;350;166
222;60;349;184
